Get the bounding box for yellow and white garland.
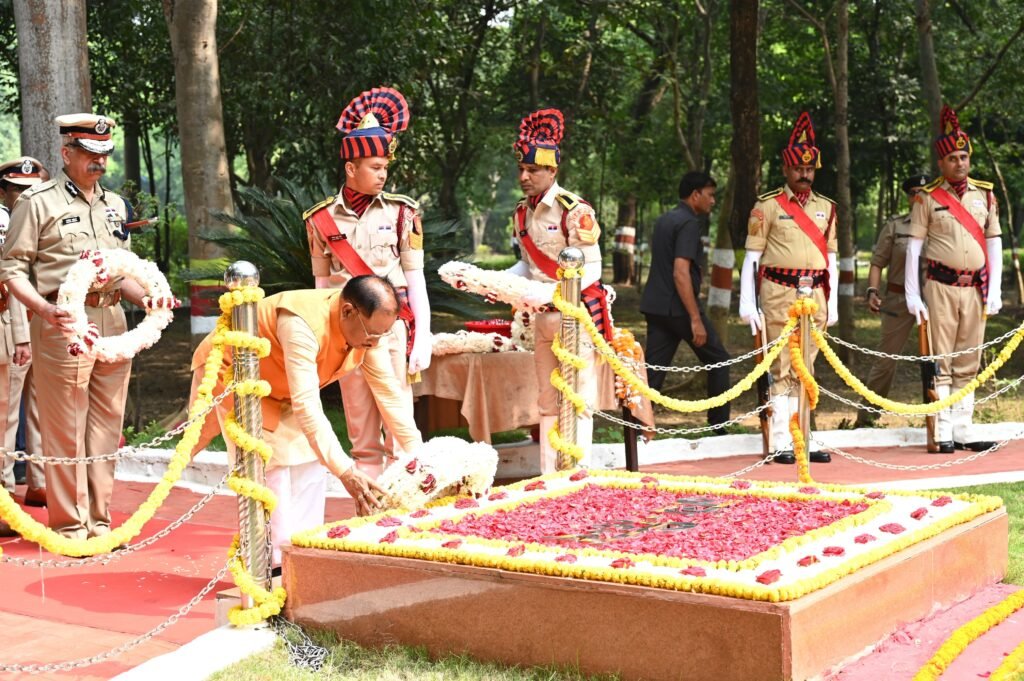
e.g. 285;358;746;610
57;248;175;361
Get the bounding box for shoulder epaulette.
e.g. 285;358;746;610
20;178;58;200
814;192;836;205
555;192;582;212
970;178;994;191
302;196;335;220
757;188;784;202
381;192;419;209
922;178;943;193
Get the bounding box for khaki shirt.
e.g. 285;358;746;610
0;170;130;295
306;192;424;289
870;214;913;286
909;178;1001;271
745;185;838;269
517;182;602;283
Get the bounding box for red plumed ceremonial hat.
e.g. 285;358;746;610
336;87;410;160
781;111;821;168
934;105;971;158
512;108;564;167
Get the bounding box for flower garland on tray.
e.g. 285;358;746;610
431;330;522;356
510;308;536;351
57;248;175;361
376;436;499;511
439;261;555;312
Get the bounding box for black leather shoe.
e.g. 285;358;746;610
271;566;282;578
773;450;796;465
954;441;995;452
809;450;831;464
937;441;955;454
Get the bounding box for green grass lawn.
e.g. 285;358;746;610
212;481;1023;680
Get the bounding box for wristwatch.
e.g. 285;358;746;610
865;287;879;298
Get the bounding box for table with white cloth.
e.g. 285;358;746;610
413;351;654;444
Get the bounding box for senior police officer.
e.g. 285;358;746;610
0;114;172;540
855;175;931;428
503;108;610;472
0;157;48;523
739;112;839;464
905;106;1002;453
304;87;430;480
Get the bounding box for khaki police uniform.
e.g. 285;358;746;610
861;215;917;400
0;170;132;539
745;185;837;395
516;182;602;419
909;178;1000;390
305;191;423;468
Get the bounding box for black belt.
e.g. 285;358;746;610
761;267;826;289
926;262;982;288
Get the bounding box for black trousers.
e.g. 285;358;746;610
643;311;732;427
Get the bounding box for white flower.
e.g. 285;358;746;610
377;436;499;511
57;249;175;362
438;261;555;312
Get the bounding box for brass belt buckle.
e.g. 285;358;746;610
956;273;973;286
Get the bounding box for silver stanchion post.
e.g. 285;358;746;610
224;261;271;607
556;247;585;471
797;276;814;461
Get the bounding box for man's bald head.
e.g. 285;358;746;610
342;274;399;317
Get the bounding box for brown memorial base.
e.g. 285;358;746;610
282;509;1007;681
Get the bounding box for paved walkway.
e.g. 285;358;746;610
0;437;1020;680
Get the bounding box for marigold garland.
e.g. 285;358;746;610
226;537;287;626
912;589;1024;681
787;301;819;484
813;323;1024;415
990;637;1024;680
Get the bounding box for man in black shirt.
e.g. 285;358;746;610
640;171;731;428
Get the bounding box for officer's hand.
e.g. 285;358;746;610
12;343;30;366
867;291;881;314
408;337;432;374
739;299;760;335
520;289;552;310
987;297;1003;316
338;466;385;516
690;316;707;348
906;295;929;324
42;304;75;333
827;307;839;327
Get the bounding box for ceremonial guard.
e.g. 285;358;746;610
905;106;1002;453
504;108;610;472
190;276;418;565
0;115;165;540
304;87;431;478
739;113;838;464
0;158;47;525
855;174;930;427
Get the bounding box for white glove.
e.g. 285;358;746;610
739;250;762;335
987;237;1003;315
408;335;432;374
826;253;839;326
904;238;928;323
521;284;556;309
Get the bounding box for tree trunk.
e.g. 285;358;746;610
916;0;942;165
728;0;761;249
470;211;490;254
834;0;854;364
163;0;235;343
14;0;91;173
123;114;142;199
708;168;735;350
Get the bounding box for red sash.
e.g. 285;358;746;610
307;206;416;352
929;186;990;303
514;205;614;341
773;193;832;301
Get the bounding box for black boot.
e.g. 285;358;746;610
953;441;995;452
936;441;955;454
773;450;796;465
809;450;831;463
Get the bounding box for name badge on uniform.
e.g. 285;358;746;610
546;224;560;232
105;207;128;241
815;211;826;220
972;199;985;209
779;214;793;220
61;216;81;225
377;224;394;232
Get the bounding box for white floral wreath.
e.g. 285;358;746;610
377;436;498;511
57;249;175;362
439;261;554;312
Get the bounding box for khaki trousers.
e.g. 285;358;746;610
923;281;984;389
32;307;131;539
339;319;412;465
863;293;916;398
534;310;598;417
759;279;827;398
0;361;44;492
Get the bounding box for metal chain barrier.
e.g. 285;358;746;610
0;564;230;675
812;433;1020;472
269;616;329;672
822;322;1024;362
584;331;791;373
595;400;773;435
0;471;230;568
2;384;235;465
725;451;783;478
